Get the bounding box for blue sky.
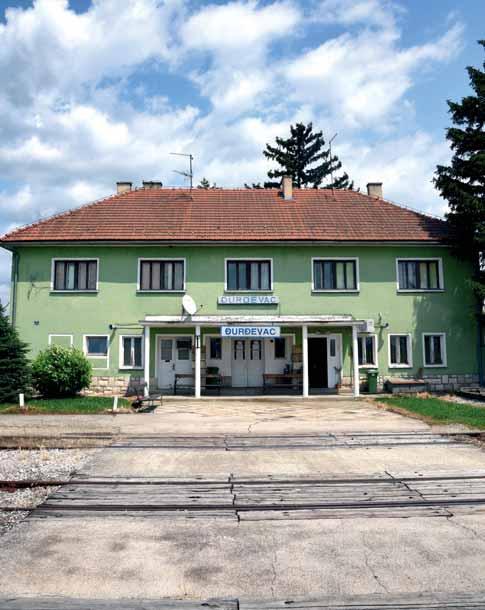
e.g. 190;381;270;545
0;0;484;304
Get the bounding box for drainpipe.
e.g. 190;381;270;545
9;250;18;326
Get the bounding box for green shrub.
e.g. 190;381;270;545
32;345;92;398
0;302;31;402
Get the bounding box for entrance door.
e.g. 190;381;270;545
157;337;193;388
308;338;328;389
231;339;264;387
326;334;342;389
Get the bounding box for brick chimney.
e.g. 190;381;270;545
142;181;163;189
366;182;383;198
116;181;132;194
281;175;293;200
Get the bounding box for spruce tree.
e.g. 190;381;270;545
197;177;217;189
263;122;353;189
434;40;485;299
0;302;31;403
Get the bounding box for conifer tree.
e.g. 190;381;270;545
263;122;353;189
0;302;31;402
434;40;485;299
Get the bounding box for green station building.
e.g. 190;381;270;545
0;178;480;397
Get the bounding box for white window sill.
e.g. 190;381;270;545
312;290;360;294
85;354;108;359
397;289;444;293
359;364;377;369
51;290;98;294
388;364;413;369
423;364;447;368
136;290;186;294
224;290;274;294
119;366;144;371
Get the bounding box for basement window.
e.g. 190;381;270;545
84;335;108;358
53;259;98;291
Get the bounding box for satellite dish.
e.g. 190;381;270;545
182;294;197;316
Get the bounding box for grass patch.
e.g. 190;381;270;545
377;395;485;429
0;396;131;414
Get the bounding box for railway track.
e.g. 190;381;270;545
4;471;485;521
1;592;485;609
0;431;480;450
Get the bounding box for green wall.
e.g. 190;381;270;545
8;243;479;378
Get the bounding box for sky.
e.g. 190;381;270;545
0;0;484;305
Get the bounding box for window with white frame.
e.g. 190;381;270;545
120;336;143;369
313;259;358;291
226;260;272;291
389;334;412;367
358;334;377;367
85;335;108;357
53;260;97;291
139;260;185;291
423;333;447;367
397;259;442;291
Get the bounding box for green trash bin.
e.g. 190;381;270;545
367;369;378;394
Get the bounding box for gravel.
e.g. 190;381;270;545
0;448;96;536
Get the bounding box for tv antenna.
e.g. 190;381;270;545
170;152;193;189
328;133;338;186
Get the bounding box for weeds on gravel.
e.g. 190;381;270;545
377;395;485;429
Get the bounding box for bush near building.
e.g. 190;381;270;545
0;303;31;403
32;345;92;398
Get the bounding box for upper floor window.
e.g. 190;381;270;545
313;259;358;291
139;259;185;292
397;259;443;291
53;259;98;291
226;259;272;291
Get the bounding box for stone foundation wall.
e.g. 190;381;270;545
84;375;144;396
342;373;480;393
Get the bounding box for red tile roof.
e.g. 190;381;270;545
0;188;446;244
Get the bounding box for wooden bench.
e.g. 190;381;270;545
263;373;303;393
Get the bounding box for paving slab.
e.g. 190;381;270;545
1;515;485;599
0;398;430;437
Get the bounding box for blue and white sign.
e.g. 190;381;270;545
221;326;280;338
218;295;279;305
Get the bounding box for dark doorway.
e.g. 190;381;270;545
308;337;328;388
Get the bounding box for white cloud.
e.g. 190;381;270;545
284;21;463;128
180;1;301;113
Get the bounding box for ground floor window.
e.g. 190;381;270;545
274;337;286;359
389;334;412;367
84;335;108;357
358;334;376;366
176;339;192;360
423;333;446;367
121;336;143;369
209;337;222;360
